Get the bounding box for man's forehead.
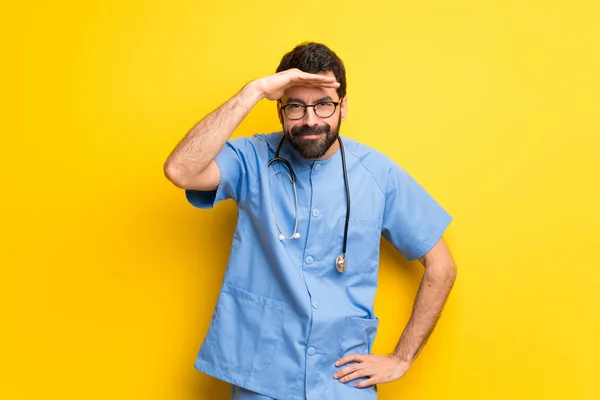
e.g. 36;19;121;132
281;71;339;102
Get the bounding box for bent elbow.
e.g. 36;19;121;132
163;162;188;189
426;260;457;287
448;263;457;285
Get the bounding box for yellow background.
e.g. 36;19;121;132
2;0;599;399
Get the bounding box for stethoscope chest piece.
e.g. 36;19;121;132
336;254;347;273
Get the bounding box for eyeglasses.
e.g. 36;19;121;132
280;99;343;120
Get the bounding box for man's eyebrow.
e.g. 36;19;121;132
285;97;306;104
285;96;335;104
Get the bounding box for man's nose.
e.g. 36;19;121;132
303;106;319;125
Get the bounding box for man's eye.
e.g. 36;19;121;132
317;102;330;107
287;104;302;109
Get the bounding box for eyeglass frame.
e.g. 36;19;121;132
278;97;344;120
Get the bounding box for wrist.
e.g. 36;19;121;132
243;79;266;103
389;352;413;365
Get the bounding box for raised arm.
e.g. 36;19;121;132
163;69;340;191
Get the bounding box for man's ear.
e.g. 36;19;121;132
341;96;348;122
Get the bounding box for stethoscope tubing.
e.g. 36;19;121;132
268;134;351;271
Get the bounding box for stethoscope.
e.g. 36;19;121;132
268;134;351;273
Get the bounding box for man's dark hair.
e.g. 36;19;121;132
276;42;346;99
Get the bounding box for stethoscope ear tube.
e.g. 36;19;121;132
338;135;350;271
269;134;351;272
269;134;296;182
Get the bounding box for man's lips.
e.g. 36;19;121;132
295;133;324;140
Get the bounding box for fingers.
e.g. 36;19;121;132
354;377;378;388
289;78;339;89
288;68;335;81
335;354;365;366
286;69;339;88
257;68;340;101
333;354;383;387
334;354;370;383
333;362;361;380
333;354;407;388
338;369;372;384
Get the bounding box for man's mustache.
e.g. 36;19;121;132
291;124;331;137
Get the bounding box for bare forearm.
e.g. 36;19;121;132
393;263;456;363
164;81;264;183
163;69;339;188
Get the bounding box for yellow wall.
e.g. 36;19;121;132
2;0;599;399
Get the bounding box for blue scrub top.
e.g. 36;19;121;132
185;132;452;400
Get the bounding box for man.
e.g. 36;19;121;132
164;42;457;400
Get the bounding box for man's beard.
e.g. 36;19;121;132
284;114;341;159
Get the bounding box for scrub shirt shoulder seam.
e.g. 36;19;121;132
347;149;386;198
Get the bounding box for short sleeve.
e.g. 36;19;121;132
185;136;257;208
381;163;452;261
